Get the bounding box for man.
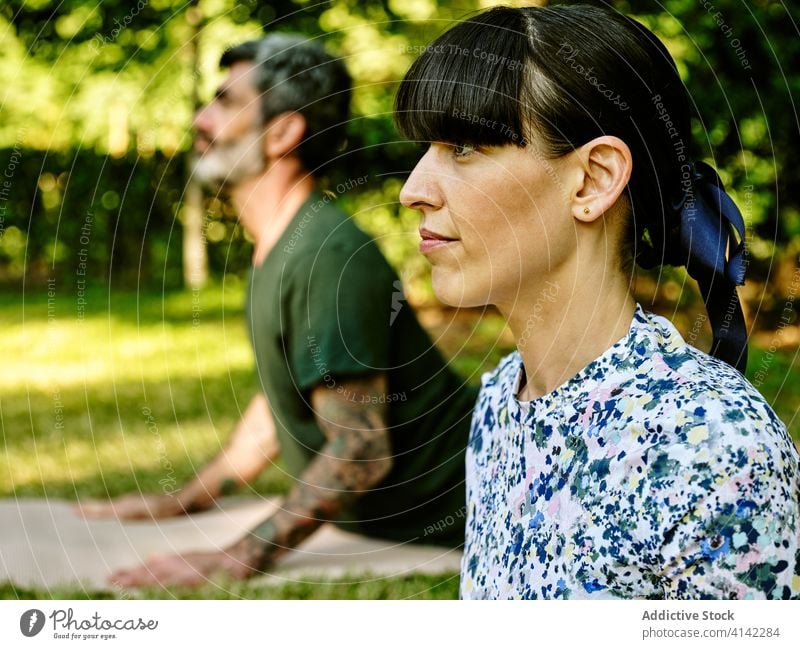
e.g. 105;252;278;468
80;34;477;586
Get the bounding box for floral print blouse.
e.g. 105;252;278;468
461;304;800;599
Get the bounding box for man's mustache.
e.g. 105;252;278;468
194;129;213;147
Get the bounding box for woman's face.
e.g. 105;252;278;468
399;140;575;309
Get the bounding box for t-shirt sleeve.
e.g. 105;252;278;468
286;242;397;392
655;436;800;599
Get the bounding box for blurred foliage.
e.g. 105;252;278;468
0;149;186;286
0;0;797;302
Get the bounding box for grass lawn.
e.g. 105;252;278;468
1;280;797;599
0;573;461;600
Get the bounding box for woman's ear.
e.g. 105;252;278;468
263;112;307;160
571;136;632;223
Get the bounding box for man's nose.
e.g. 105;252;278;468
399;148;442;211
192;104;211;132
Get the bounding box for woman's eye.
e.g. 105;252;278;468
452;143;477;158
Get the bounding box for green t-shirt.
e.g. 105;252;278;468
245;190;478;547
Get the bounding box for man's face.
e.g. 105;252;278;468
192;61;267;188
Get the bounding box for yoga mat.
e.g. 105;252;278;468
0;498;462;592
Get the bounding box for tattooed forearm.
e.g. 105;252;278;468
219;477;238;496
235;374;393;572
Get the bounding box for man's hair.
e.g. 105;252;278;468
221;34;352;175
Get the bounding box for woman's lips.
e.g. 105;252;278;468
419;228;458;254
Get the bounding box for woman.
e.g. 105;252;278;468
396;4;799;599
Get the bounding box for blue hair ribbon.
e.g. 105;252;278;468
672;160;748;372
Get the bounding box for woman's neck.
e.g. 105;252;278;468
500;267;636;401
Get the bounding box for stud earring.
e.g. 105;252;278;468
583;207;591;214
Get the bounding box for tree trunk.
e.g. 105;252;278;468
182;175;207;289
181;1;207;290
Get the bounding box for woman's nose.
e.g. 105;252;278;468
400;148;443;211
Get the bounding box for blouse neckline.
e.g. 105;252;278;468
507;303;652;420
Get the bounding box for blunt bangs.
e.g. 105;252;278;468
395;8;531;148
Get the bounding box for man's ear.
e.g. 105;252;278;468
263;112;307;159
570;136;632;223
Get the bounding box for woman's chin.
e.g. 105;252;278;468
431;273;487;309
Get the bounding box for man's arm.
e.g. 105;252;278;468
109;373;393;586
80;393;279;519
231;372;394;571
177;392;281;511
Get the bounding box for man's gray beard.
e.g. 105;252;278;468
192;129;267;190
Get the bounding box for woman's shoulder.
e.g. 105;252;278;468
632;310;797;486
639;309;783;428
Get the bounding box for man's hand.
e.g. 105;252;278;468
76;492;192;520
109;545;257;588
